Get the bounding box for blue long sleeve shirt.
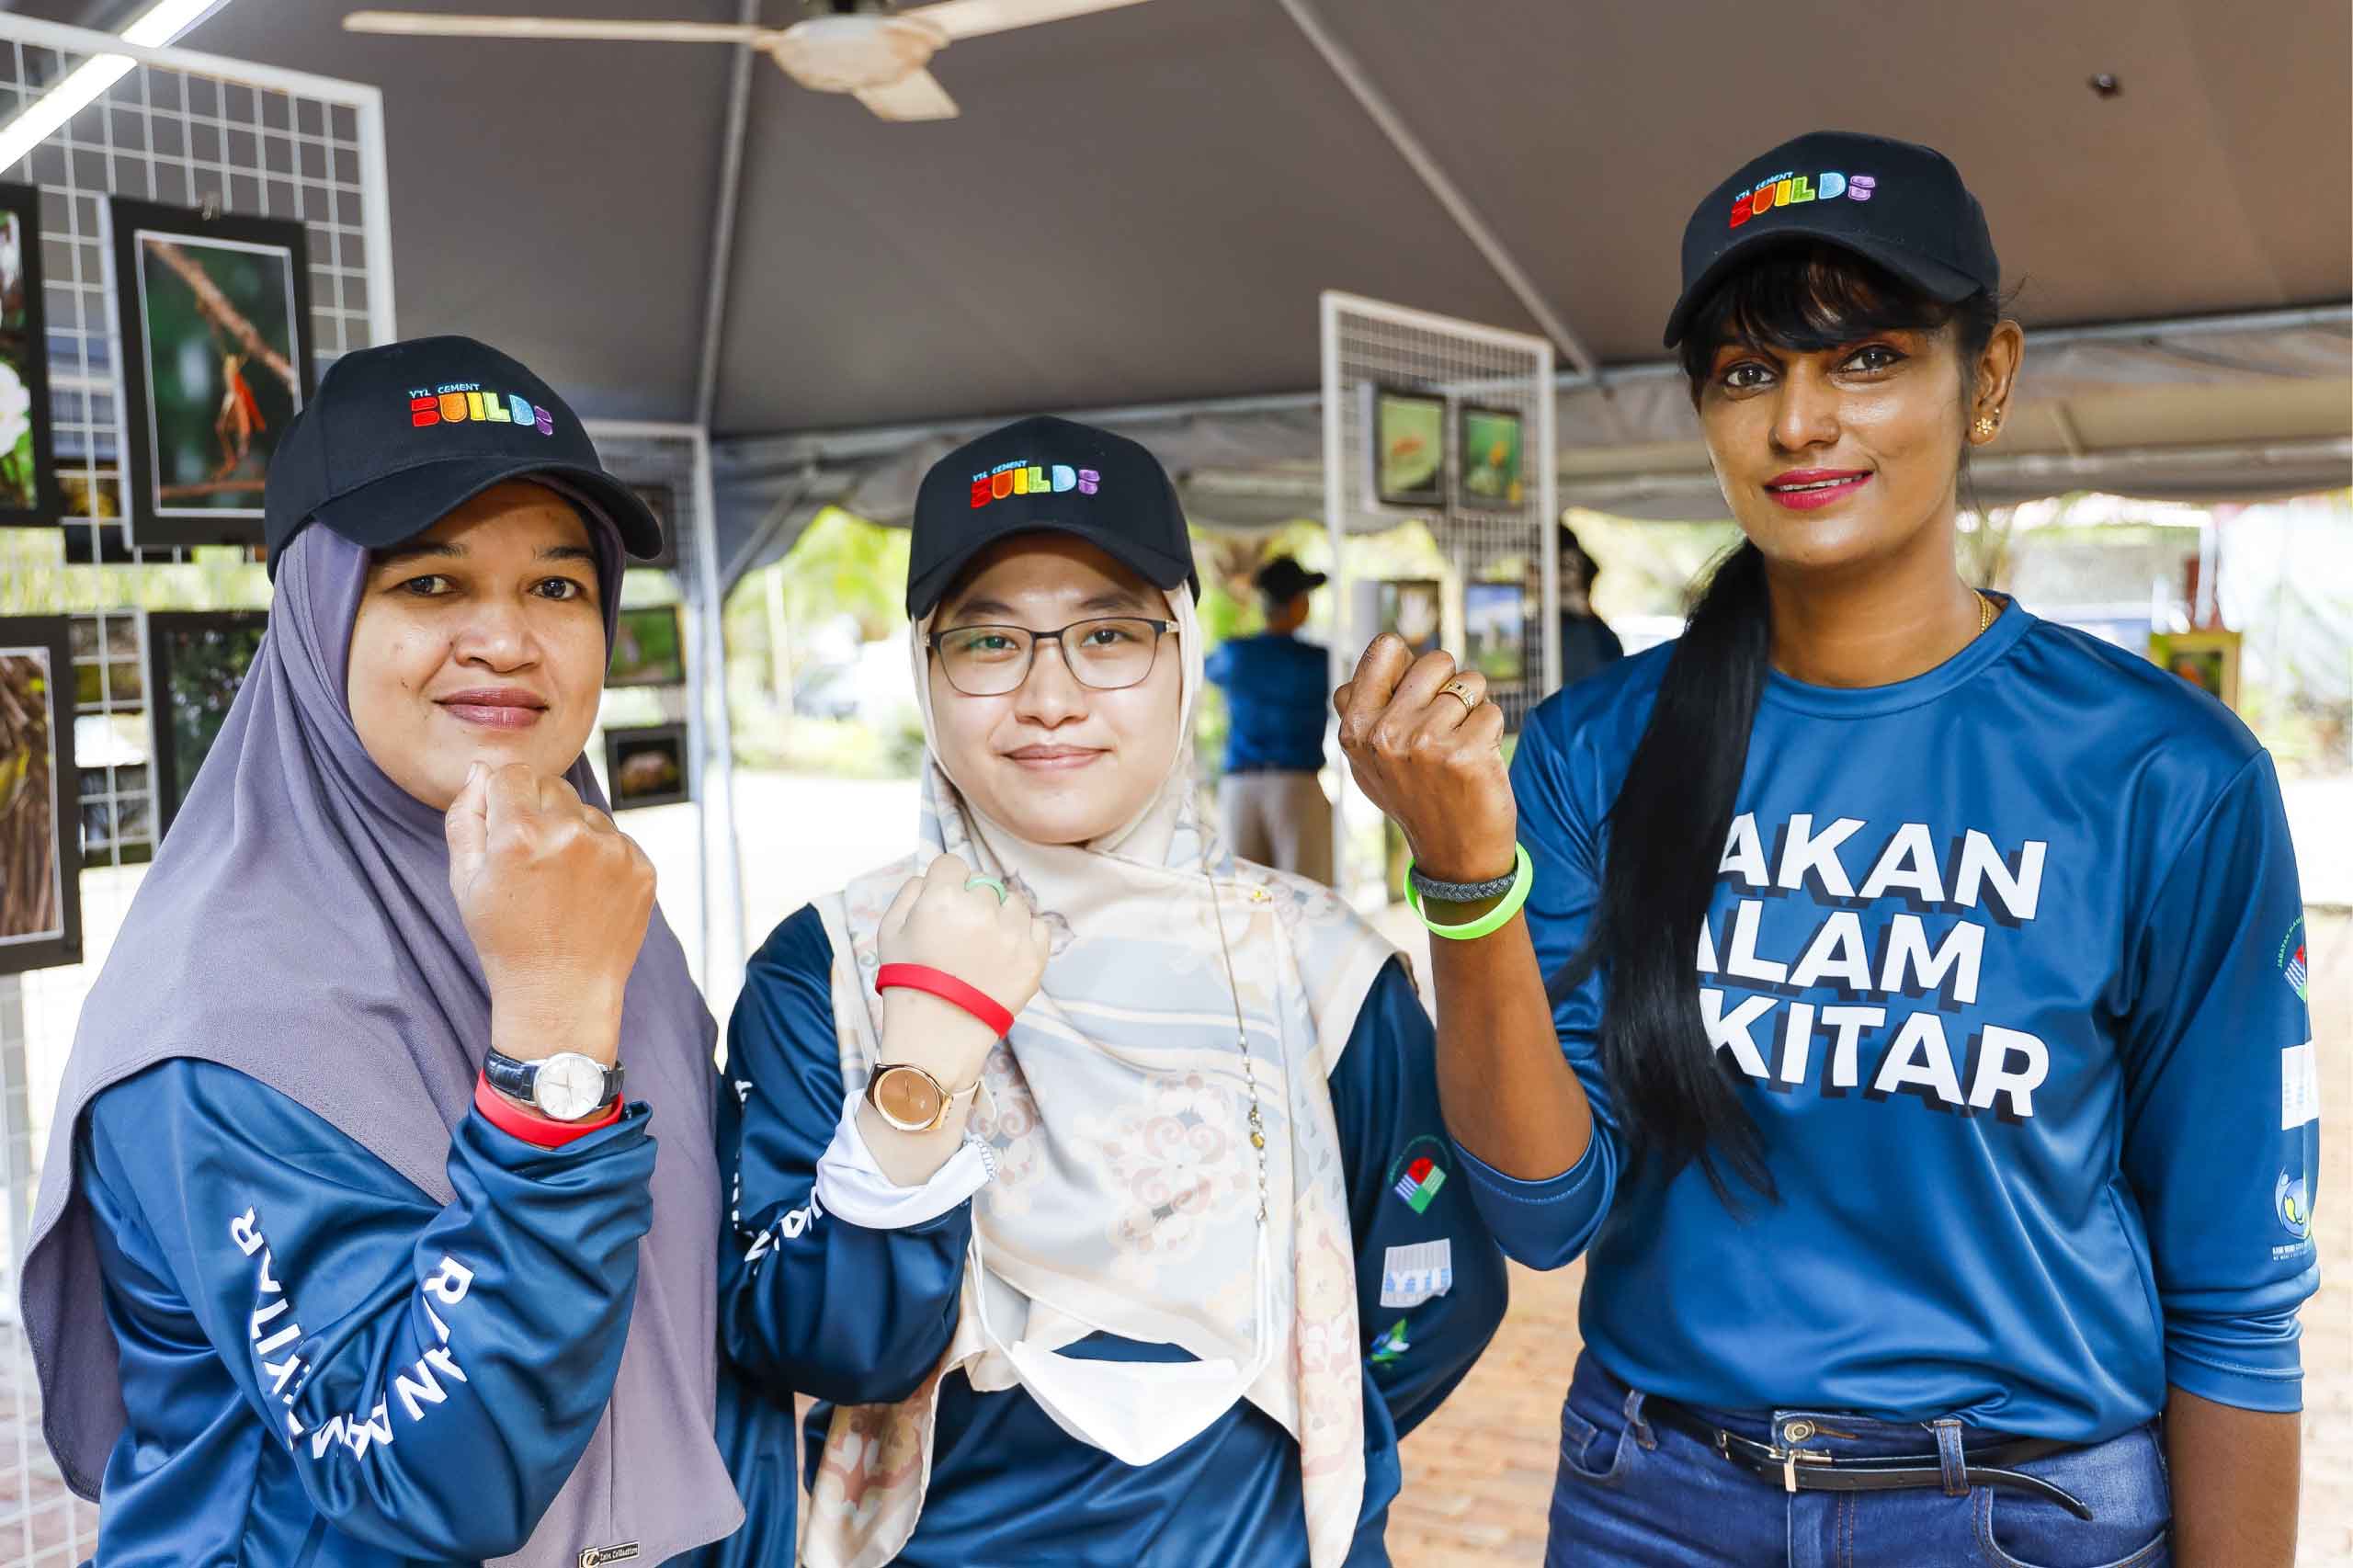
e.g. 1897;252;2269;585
1204;632;1333;772
719;905;1507;1568
1461;599;2320;1441
75;1058;788;1568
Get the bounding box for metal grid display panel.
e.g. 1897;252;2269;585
0;19;393;1562
1319;292;1557;900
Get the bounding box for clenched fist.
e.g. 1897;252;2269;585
876;852;1051;1092
1335;635;1517;885
446;761;656;1066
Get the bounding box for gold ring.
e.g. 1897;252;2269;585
1439;680;1479;710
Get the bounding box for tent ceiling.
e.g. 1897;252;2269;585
23;0;2350;435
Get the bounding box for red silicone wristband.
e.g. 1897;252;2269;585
874;962;1017;1040
474;1070;623;1149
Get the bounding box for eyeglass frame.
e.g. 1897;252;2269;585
924;616;1178;695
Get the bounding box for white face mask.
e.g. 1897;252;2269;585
970;1222;1278;1468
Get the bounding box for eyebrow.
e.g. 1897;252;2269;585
944;588;1147;624
371;540;597;568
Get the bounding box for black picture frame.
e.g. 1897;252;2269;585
604;722;689;811
608;603;686;688
0;615;82;973
630;483;678;571
0;184;58;528
1455;403;1525;512
108;197;314;550
146;608;269;838
1370;385;1446;509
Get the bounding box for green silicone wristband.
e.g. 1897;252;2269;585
1403;843;1533;940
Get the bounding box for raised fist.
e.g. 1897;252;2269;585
1335;635;1517;885
876;852;1051;1089
446;761;656;1065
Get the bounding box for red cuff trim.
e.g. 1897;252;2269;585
474;1070;622;1149
875;962;1017;1039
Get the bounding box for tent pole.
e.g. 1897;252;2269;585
694;0;762;430
1274;0;1633;445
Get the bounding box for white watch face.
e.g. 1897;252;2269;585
536;1053;608;1121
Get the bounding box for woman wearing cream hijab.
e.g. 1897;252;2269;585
718;416;1506;1566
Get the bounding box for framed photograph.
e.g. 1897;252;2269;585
2148;629;2242;710
1457;404;1524;510
108;197;313;549
1371;386;1445;509
608;604;686;688
0;185;57;527
1378;577;1443;658
1462;582;1527;684
630;483;678;571
604;722;688;811
1;616;82;972
146;609;268;838
59;464;134;563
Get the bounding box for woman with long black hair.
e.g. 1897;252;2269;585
1337;131;2315;1566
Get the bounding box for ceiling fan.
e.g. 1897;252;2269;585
342;0;1151;121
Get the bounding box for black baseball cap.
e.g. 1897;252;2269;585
1253;556;1326;604
906;415;1199;619
263;335;664;576
1662;131;2000;348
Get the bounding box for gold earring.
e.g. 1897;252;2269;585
1974;414;1999;437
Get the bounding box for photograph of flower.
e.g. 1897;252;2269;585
147;610;268;837
604;722;689;811
1;616;82;973
1458;405;1523;509
0;184;57;527
109;198;313;549
608;604;686;688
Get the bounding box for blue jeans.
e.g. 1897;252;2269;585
1545;1354;2171;1567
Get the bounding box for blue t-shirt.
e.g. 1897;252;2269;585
1205;632;1331;772
1460;597;2319;1441
719;906;1508;1568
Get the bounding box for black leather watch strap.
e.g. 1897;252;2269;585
483;1050;625;1111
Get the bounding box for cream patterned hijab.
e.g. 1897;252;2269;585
801;585;1394;1568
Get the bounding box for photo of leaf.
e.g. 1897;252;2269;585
608;604;686;688
148;610;268;836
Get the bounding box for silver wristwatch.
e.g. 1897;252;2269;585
483;1049;625;1121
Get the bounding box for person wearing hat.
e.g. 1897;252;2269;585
1335;132;2312;1564
1549;524;1623;687
19;336;784;1565
716;415;1506;1567
1203;554;1338;883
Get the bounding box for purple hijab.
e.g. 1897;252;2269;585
20;515;743;1563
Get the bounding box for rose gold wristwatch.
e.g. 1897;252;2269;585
866;1062;982;1134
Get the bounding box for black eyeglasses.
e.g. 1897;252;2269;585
927;617;1176;697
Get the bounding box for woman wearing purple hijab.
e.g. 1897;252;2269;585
18;337;785;1566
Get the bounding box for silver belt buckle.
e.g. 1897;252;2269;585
1778;1443;1828;1494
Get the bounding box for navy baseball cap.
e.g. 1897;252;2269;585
906;415;1199;619
263;335;664;576
1662;131;2000;348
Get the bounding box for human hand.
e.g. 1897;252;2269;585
446;761;654;1066
1335;635;1516;884
875;852;1051;1088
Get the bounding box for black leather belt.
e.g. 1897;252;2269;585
1641;1396;2095;1520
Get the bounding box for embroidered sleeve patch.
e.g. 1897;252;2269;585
2281;1040;2320;1131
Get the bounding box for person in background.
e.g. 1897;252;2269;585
1206;554;1336;883
1552;525;1624;686
1336;131;2312;1566
19;337;773;1567
717;415;1506;1568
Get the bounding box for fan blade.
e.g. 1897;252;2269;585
342;12;775;44
855;67;960;120
900;0;1151;42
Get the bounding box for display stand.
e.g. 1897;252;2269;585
0;17;397;1558
1318;290;1559;902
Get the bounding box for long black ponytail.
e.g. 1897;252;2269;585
1552;244;2000;1208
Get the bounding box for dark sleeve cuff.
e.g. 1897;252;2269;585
1454;1132;1611;1272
